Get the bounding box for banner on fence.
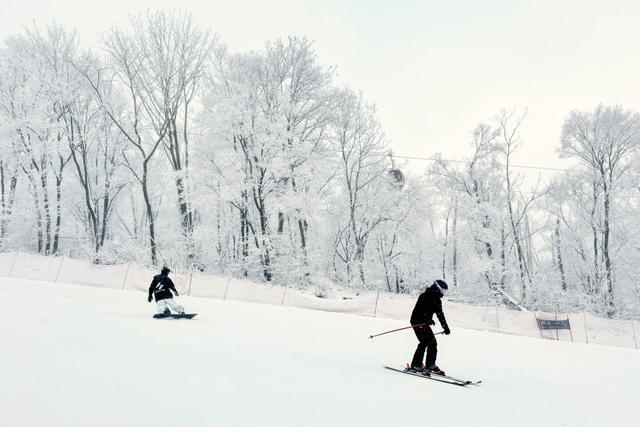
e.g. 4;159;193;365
536;318;571;330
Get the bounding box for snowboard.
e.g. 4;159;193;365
153;313;198;319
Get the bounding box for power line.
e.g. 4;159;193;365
393;154;576;173
133;126;576;173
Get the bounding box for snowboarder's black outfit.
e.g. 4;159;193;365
410;281;450;370
147;267;185;315
148;272;179;302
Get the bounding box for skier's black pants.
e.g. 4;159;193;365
411;325;437;368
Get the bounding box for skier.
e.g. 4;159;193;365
147;267;185;315
409;279;450;375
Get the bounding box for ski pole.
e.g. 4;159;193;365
369;323;426;339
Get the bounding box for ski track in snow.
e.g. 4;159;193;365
0;278;638;427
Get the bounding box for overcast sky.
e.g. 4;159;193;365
3;0;640;178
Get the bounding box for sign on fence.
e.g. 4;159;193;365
536;317;573;342
537;318;571;330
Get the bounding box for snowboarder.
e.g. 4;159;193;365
147;267;185;315
409;279;450;374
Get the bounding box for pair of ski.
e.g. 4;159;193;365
384;364;481;387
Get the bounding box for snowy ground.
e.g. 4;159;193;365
1;278;638;427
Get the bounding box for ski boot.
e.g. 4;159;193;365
425;365;446;376
406;363;427;374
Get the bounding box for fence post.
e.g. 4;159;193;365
223;274;232;300
187;264;194;296
373;290;380;318
554;312;559;341
583;312;589;344
121;263;132;290
54;256;65;283
568;316;574;343
280;287;287;306
631;321;638;350
7;251;19;277
495;306;500;332
535;312;543;338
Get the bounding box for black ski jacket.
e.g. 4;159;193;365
410;287;449;330
148;274;178;302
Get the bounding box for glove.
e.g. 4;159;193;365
429;319;435;326
443;326;451;335
147;295;152;303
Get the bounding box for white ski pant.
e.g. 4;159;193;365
156;298;185;314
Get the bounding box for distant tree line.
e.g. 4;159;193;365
1;11;639;319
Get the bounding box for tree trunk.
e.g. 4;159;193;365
555;217;567;291
442;208;449;279
380;239;392;293
452;199;458;287
167;120;195;265
39;172;52;254
349;204;366;287
32;183;43;254
500;223;507;292
508;202;528;297
53;175;62;254
176;175;194;262
141;165;157;266
0;163;18;248
240;204;249;277
100;193;110;251
254;189;272;281
394;267;402;294
588;179;599;296
602;178;614;317
277;212;285;234
297;217;309;274
70;147;100;253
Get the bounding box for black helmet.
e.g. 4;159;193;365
431;279;448;296
161;266;171;275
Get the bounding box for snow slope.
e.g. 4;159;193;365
1;278;638;427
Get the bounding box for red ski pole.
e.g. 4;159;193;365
369;323;426;339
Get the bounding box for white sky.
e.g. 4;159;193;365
3;0;640;177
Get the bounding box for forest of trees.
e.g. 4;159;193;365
1;11;639;319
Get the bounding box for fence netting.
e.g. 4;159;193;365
1;252;637;350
